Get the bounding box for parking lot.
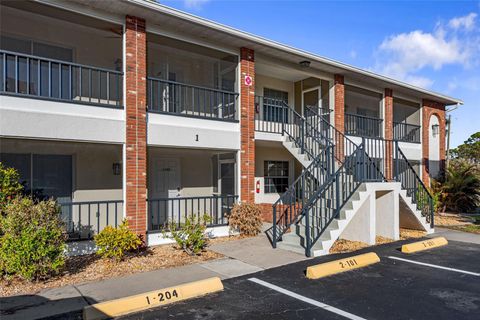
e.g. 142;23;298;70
121;239;480;320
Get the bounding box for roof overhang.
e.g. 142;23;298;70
36;0;463;106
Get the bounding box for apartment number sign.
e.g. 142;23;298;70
244;75;252;86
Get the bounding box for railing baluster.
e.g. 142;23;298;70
15;55;18;93
48;61;51;97
2;53;6;92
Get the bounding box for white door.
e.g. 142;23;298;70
151;158;180;199
150;158;180;227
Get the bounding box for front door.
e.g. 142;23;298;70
150;158;180;228
151;158;180;199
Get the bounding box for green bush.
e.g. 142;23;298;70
228;203;263;236
0;197;67;280
439;160;480;213
165;214;211;256
94;220;142;261
0;162;23;211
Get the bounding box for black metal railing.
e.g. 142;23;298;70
147;195;238;231
394;142;434;226
254;96;288;133
271;145;335;247
0;50;123;108
394;122;421;143
345;113;383;138
304;144;385;255
59;200;124;240
147;77;238;121
271;105;336;247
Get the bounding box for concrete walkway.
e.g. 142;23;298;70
432;227;480;244
0;234;308;320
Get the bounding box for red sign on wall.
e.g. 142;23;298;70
244;75;252;86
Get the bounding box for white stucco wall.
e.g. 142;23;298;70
147;113;240;150
0;96;125;143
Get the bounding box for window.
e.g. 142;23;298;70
0;153;72;202
263;88;288;123
264;161;289;194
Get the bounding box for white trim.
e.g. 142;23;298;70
248;278;367;320
388;256;480;277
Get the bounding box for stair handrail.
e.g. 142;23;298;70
303;140;386;256
301;107;386;256
271;144;334;247
271;103;335;247
394;141;434;227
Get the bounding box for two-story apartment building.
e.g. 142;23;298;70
0;0;462;256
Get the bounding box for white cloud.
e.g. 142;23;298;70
373;12;479;89
448;13;477;31
184;0;210;9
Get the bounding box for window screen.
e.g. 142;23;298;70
264;160;289;194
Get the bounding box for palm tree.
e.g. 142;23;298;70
441;161;480;213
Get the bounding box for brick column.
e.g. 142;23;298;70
384;88;394;180
334;74;345;161
422;99;446;186
125;16;147;238
240;47;255;203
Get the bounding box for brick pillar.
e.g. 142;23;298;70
384;88;394;180
125;16;147;239
422;99;446;186
240;47;255;203
334;74;345;161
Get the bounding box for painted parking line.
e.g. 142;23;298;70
388;256;480;277
248;277;367;320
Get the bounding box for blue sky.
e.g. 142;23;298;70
161;0;480;148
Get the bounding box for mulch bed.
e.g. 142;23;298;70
434;213;476;226
329;228;426;254
0;236;239;297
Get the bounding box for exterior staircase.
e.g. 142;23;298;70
268;102;435;257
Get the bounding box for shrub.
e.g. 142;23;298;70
438;160;480;213
94;220;142;261
0;162;23;211
228;203;263;236
165;214;211;256
0;197;67;280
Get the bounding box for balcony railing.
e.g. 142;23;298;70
147;195;238;232
345;112;383;138
254;95;288;133
0;50;123;108
59;200;124;240
393;122;421;143
254;95;332;134
147;77;238;121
